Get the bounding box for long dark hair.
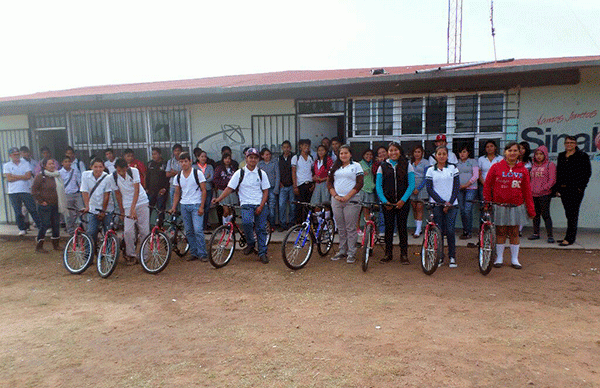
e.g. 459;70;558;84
519;141;532;164
316;144;329;167
329;144;352;179
410;144;425;164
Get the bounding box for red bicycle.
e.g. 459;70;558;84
139;208;173;274
357;201;383;272
62;208;94;274
95;209;127;278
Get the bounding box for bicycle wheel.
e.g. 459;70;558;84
208;224;236;268
421;225;442;275
316;218;335;257
282;224;313;270
97;234;120;278
63;232;93;274
252;220;272;246
479;224;496;275
140;231;172;274
361;224;373;272
171;227;189;257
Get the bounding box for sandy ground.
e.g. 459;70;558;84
1;238;599;388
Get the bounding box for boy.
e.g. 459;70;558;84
291;139;314;223
65;146;88;175
278;140;295;231
59;156;83;235
3;147;40;235
212;148;270;263
81;158;113;248
104;148;118;173
146;147;170;224
123;149;147;190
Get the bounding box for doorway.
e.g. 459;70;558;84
34;128;69;161
298;115;345;152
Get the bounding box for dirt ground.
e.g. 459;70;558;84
1;238;599;388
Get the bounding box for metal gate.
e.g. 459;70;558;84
251;114;296;156
0;128;31;223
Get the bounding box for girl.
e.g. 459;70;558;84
373;146;388;237
425;146;460;268
483;142;535;269
478;140;503;199
31;159;68;253
528;145;556;243
410;145;430;238
517;141;533;236
358;149;375;234
213;154;238;225
194;150;214;231
259;148;281;229
456;145;479;239
310;145;333;206
376;142;415;264
327;145;364;264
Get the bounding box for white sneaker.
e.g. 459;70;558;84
379;232;385;237
346;256;356;264
357;229;364;237
449;258;457;268
331;252;346;261
18;230;26;236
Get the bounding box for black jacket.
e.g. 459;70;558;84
146;159;170;194
279;154;293;187
379;159;409;203
555;147;592;191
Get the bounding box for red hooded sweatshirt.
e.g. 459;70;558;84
483;159;535;217
529;145;556;197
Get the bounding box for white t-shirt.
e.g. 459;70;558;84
173;168;206;205
478;155;503;181
291;154;314;185
429;151;458;166
59;167;81;194
425;164;459;205
81;171;114;214
227;166;271;206
332;161;364;197
104;158;117;174
111;167;149;211
2;159;32;194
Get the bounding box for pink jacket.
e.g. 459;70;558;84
530;146;556;197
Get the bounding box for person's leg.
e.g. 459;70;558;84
457;190;467;235
241;205;257;250
539;195;553;239
267;188;277;227
255;207;269;257
86;213;100;250
136;204;150;251
123;215;137;258
189;204;207;259
445;207;458;259
432;206;445;263
278;186;289;227
507;225;521;268
180;204;199;259
202;190;212;230
495;225;507;265
22;193;41;229
331;198;348;256
532;196;542;236
382;206;395;259
464;189;477;236
37;205;50;242
397;201;411;258
344;201;361;260
562;191;584;244
50;205;61;238
9;193;26;231
65;193;77;234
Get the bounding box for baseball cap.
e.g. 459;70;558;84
245;148;260;157
8;147;20;155
435;134;447;142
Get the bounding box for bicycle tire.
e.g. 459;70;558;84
479;224;496;275
316;218;335;257
421;225;442;275
63;232;94;274
362;224;373;272
140;231;172;274
251;220;272;246
97;234;119;278
282;224;313;270
172;227;189;257
208;224;236;268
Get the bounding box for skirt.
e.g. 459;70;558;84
493;204;528;226
217;189;239;206
410;187;429;201
359;191;377;204
310;182;331;206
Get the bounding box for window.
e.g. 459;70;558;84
297;99;345;114
426;96;447;135
33;113;66;129
349;98;393;137
252;114;296;156
149;108;188;143
401;98;422;135
454;95;477;133
480;94;504;132
70;113;88;145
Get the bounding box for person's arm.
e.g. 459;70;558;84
375;170;388;204
400;171;415;203
212;187;233;204
169;186;181;213
582;153;592;188
292;165;298;194
5;170;32;182
448;173;461;205
198;182;207;216
274;163;280;193
477;158;486;185
425;176;445;204
115;190;124;215
166;160;178;178
468;166;479;186
129;182;140;219
521;169;536;218
145;163;151;189
256;189;269;215
31;175;43;204
483;165;496;202
81;192;90;213
543;162;557;193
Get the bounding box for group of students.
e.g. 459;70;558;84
3;133;592;269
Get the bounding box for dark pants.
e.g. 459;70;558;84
9;193;41;231
295;182;313;224
37;204;60;241
148;191;168;224
382;200;411;257
433;206;458;259
560;189;584;244
203;190;213;229
533;195;553;238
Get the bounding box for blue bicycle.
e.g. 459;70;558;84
281;201;335;270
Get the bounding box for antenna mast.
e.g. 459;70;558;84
490;0;497;61
447;0;463;64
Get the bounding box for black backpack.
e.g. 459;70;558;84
113;168;133;185
177;168;202;190
236;168;263;190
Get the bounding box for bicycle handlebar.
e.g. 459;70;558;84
148;206;181;217
468;199;517;208
94;208;132;219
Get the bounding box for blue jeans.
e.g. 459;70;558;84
86;213;111;250
241;204;268;256
278;185;295;226
9;192;41;231
457;189;477;234
433;206;458;259
181;203;207;258
203;190;213;230
37;204;60;241
267;188;277;226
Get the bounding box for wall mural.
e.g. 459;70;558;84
195;124;250;161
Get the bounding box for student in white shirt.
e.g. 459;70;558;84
112;158;150;264
291;139;314;223
81;158;113;249
59;155;83;235
428;134;458;165
3;147;41;235
477;140;503;200
327;145;364;263
104;148;118;173
213;148;271;264
65;146;87;176
170;152;208;261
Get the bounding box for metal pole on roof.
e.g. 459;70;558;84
490;0;498;62
447;0;463;64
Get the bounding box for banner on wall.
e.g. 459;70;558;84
520;108;600;161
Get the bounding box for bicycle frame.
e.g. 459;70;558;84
294;208;326;248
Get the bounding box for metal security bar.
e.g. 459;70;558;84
251;114;296;156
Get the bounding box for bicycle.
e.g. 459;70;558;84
95;209;127;278
139;208;173;274
281;201;335;270
163;211;189;258
208;205;272;268
356;201;384;272
62;208;94;274
419;201;457;276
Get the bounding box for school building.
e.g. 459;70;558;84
1;55;599;228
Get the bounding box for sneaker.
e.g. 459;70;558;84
400;255;410;265
259;255;269;264
413;233;420;238
528;234;540;240
18;230;26;236
331;252;346;261
547;237;555;244
379;232;385;237
438;258;444;267
200;256;209;262
380;255;392;263
277;226;285;233
357;229;364;237
187;255;199;262
449;258;457;268
493;261;503;268
242;246;256;255
346;256;356;264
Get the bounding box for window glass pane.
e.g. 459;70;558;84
401;98;422;135
354;100;370;136
298;100;345;114
71;114;88;145
150;110;170;142
171;109;188;142
455;95;477;133
376;99;393;136
89;112;106;144
129;111;147;143
426;97;447;135
480;94;504;132
109;112;128;144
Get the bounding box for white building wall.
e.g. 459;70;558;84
188;100;295;162
518;67;600;229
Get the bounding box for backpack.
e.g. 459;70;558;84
177;168;202;190
113;168;133;185
236;168;263;191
